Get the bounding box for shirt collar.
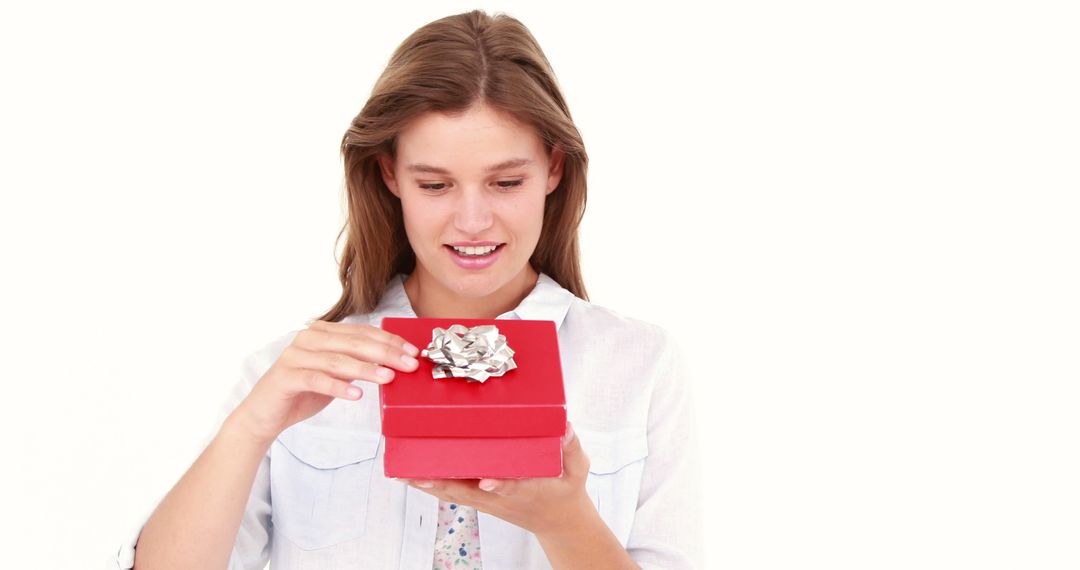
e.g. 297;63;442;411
365;272;575;331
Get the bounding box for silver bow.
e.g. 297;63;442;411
420;324;517;382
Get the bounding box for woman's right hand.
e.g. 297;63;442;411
228;320;421;444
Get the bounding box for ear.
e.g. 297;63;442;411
377;153;400;198
546;145;565;196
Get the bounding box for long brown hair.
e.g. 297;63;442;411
311;9;590;323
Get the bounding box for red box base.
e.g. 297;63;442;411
384;436;564;479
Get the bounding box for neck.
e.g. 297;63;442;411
403;264;540;319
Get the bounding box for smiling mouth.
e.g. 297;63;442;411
442;242;505;255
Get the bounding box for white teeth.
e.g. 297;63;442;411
452;245;498;256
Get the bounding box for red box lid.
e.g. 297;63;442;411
379;317;566;438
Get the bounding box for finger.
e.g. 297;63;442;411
561;421;590;479
405;480;452;503
285;344;398;385
478;477;516;496
407;479;459;504
282;367;364;400
411;479;489;508
307;319;421;358
298;325;419;374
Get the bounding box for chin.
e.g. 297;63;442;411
447;273;506;297
439;263;525;296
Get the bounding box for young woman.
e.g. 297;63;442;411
117;10;700;570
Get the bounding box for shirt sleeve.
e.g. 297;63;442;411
112;334;292;570
625;328;704;569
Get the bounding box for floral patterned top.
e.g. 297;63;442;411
433;499;483;569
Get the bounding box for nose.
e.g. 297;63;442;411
452;185;494;235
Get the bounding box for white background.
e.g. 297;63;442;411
2;1;1077;568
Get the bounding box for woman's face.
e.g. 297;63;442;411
378;101;565;301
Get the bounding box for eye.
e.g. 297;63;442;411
419;182;446;192
496;179;524;189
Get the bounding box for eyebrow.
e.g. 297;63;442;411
405;158;532;175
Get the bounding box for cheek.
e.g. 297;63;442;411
401;199;440;232
494;205;535;237
517;194;547;230
503;192;546;218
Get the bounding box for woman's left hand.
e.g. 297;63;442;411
400;421;593;537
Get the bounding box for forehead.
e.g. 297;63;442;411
395;104;544;169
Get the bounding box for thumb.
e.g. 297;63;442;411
561;421;588;478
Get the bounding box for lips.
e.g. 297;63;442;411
443;243;505;254
445;241;505;248
445;243;505;269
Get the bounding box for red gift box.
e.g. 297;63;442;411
379;317;566;479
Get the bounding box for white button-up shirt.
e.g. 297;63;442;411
113;272;702;569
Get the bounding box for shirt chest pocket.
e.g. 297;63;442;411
270;422;381;551
577;427;649;547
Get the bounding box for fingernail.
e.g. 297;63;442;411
413;480;433;488
563;421;574;443
401;354;419;368
479;480;496;491
377;367;395;381
403;342;419;356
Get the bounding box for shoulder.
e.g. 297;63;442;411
563;296;675;356
560;297;680;405
559;298;678;451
